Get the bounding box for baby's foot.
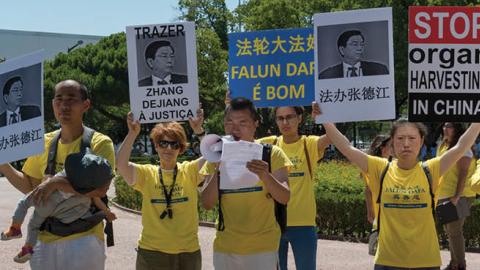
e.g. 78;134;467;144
1;226;22;241
13;246;34;263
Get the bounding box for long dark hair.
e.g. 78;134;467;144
369;135;391;157
441;122;465;150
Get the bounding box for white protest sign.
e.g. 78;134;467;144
0;51;45;164
314;7;395;123
408;6;480;122
126;22;199;123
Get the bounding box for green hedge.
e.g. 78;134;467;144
113;159;480;249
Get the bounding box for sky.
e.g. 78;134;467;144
1;0;239;36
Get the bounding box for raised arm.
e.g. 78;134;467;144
116;112;141;185
312;101;368;172
311;104;332;153
0;164;40;194
439;123;480;176
188;105;205;139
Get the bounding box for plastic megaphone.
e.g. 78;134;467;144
200;134;233;162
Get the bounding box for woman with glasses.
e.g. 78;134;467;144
258;106;330;270
436;123;476;270
116;110;205;270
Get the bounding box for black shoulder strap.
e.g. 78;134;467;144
303;136;312;178
262;143;272;172
375;156;392;234
216;170;225;231
262;143;287;233
45;126;95;175
45;130;61;175
421;162;436;219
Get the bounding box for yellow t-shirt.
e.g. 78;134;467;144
132;159;201;254
366;156;441;268
22;130;115;243
200;145;291;254
470;159;480;193
259;135;322;226
436;142;476;198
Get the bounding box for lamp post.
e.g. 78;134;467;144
67;40;84;53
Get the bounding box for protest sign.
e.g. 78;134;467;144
314;7;395;123
126;22;199;123
229;28;315;107
409;6;480;122
0;51;44;164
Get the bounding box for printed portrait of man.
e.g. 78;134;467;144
318;29;389;79
138;40;188;86
0;76;41;127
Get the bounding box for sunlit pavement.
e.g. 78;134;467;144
1;177;479;269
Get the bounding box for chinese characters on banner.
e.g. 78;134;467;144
229;28;315;107
126;22;199;123
408;6;480;122
314;7;395;123
0;51;45;164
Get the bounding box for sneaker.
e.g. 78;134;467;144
1;227;22;240
13;246;34;263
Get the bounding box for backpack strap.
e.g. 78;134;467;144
421;162;436;219
216;170;225;231
45;126;95;175
375;156;392;234
45;130;61;175
262;143;287;233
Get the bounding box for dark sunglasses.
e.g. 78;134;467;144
158;140;180;150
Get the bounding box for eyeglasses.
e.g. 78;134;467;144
158;140;180;150
275;114;298;123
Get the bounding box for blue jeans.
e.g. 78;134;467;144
278;226;317;270
374;265;440;270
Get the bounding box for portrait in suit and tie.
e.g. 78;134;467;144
0;76;41;127
318;29;389;80
138;40;188;87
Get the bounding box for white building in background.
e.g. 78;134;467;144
0;29;104;62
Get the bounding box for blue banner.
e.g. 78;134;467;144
229;28;314;107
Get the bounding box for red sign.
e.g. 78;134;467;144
409;6;480;44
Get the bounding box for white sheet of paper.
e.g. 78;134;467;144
219;140;263;190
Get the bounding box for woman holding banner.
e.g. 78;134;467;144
116;110;205;270
315;102;480;270
257;106;330;270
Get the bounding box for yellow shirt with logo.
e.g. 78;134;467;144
133;159;201;254
200;145;291;254
436;142;476;198
366;156;441;268
259;135;322;226
22;130;115;243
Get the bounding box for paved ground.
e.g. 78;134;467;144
1;177;479;269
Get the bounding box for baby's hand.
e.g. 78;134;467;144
105;211;117;222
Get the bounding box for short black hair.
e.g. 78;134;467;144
54;80;89;101
145;40;175;61
3;76;23;96
225;97;260;122
337;30;364;56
